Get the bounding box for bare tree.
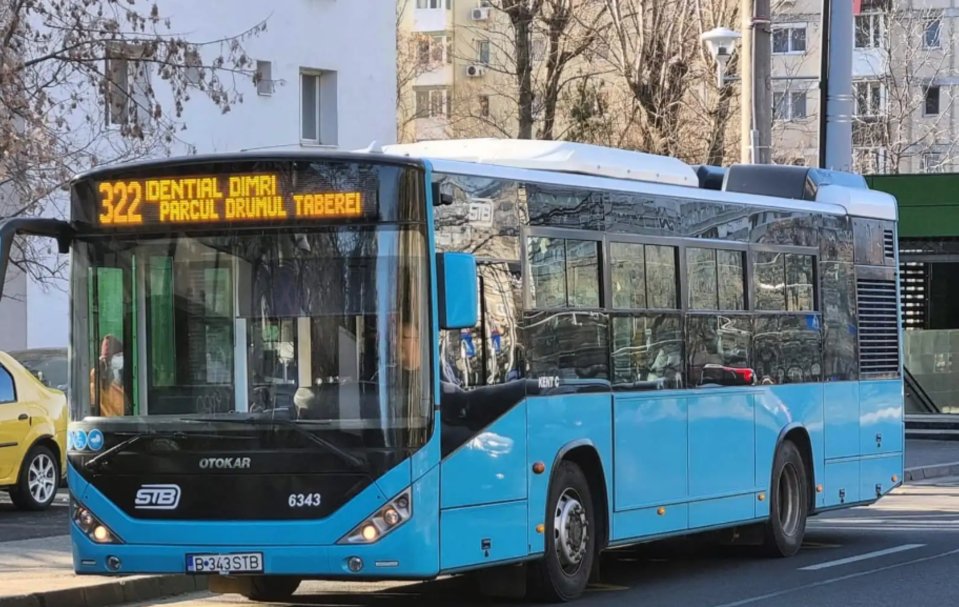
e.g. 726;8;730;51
0;0;266;287
395;0;433;142
446;0;612;142
849;6;958;174
597;0;740;164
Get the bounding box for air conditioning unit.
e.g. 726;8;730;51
471;7;490;20
466;64;486;77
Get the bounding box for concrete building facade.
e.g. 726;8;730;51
0;0;397;351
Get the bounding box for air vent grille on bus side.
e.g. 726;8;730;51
883;230;895;259
857;278;900;376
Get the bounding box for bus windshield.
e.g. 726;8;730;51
70;227;430;448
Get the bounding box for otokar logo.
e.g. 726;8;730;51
134;484;181;510
199;457;252;470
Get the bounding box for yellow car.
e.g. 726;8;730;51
0;351;67;510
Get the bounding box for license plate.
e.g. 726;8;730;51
186;552;263;573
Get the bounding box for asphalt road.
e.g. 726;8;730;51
0;489;69;541
121;475;959;607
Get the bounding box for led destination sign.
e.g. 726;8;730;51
95;172;369;227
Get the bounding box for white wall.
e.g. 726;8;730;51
10;0;397;349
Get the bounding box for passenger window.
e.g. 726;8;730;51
609;242;679;310
528;237;600;309
0;366;15;403
611;314;684;390
786;254;815;311
755;251;786;310
754;251;816;311
687;248;745;311
687;315;752;387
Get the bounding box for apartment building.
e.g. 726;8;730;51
771;0;958;174
0;0;396;350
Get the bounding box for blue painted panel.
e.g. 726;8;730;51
860;453;903;502
688;494;755;529
824;382;860;459
755;384;826;511
412;415;441;483
74;458;412;547
612;504;688;541
72;465;441;578
441;402;528;509
440;501;528;571
688;391;755;497
859;380;904;456
526;394;613;556
823;460;860;507
613;394;687;510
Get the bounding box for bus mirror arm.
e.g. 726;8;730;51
0;217;74;302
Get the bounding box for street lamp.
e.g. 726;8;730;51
700;27;742;88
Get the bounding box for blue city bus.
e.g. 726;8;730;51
0;139;904;602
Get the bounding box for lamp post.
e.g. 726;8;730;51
701;27;742;89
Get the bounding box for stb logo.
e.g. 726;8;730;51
134;484;181;510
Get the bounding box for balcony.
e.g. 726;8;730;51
413;8;450;32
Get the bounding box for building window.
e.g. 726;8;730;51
854;147;888;174
414;87;450;118
476;39;491;65
417;0;447;8
255;60;273;96
854;81;883;117
417;33;451;67
855;12;885;49
478;95;490;117
772;25;807;54
531;37;546;61
300;72;321;142
922;152;944;173
924;18;941;49
924;85;940;116
774;91;807;121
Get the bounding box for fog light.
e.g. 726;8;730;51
106;556;122;571
361;524;378;542
347;556;364;572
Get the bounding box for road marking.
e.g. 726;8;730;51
709;546;959;607
798;544;924;571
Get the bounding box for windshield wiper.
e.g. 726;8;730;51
181;416;367;471
83;430;189;471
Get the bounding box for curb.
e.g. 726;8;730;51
0;575;208;607
904;461;959;483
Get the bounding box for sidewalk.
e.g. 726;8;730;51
0;535;206;607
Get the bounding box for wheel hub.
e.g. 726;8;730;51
554;489;588;574
28;453;56;504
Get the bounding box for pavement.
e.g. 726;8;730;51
0;438;957;607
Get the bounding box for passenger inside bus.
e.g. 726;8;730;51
90;335;125;416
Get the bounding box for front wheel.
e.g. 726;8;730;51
763;440;809;557
242;576;301;602
528;461;596;602
10;445;59;511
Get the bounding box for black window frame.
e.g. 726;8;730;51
605;234;680;313
524;227;604;311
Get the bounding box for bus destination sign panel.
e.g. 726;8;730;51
95;173;371;227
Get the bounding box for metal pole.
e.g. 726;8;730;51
820;0;854;170
740;0;772;164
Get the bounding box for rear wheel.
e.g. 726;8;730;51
763;440;808;557
242;576;301;602
10;445;59;511
528;461;596;602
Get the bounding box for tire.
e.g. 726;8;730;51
762;440;809;557
528;461;596;602
10;445;59;511
242;576;301;602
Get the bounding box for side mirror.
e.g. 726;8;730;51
437;252;478;330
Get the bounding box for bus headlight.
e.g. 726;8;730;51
71;500;123;544
338;489;412;544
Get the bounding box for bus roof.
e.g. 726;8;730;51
380;138;898;222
